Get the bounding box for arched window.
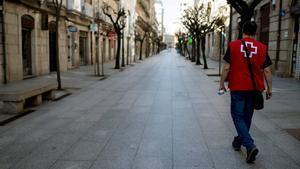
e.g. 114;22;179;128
49;21;56;33
21;15;34;29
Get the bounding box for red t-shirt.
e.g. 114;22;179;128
223;38;272;92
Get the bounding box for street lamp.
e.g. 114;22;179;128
219;25;225;76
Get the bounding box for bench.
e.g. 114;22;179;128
0;79;57;114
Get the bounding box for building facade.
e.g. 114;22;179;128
0;0;96;83
0;0;4;83
135;0;158;60
0;0;132;84
121;0;137;65
155;0;164;38
230;0;300;78
201;0;229;61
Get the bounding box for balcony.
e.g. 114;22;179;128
66;0;82;13
95;10;109;23
82;2;93;18
46;0;67;8
138;0;150;17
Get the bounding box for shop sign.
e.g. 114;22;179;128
279;10;286;17
108;31;117;39
68;25;78;32
90;23;98;32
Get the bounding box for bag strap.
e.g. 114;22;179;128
241;40;257;90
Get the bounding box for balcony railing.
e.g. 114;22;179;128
66;0;82;12
138;0;150;17
46;0;67;8
82;2;93;18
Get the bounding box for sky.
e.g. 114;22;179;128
161;0;227;35
162;0;182;35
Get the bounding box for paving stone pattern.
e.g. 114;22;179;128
0;50;300;169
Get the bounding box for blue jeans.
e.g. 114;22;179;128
231;91;255;150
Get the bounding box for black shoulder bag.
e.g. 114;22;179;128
241;40;264;110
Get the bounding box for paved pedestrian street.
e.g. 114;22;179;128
0;50;300;169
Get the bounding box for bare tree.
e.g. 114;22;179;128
103;5;126;69
182;5;227;69
53;0;63;90
227;0;262;39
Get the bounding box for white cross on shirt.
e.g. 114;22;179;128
240;42;258;58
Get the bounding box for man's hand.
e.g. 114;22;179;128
264;67;272;100
220;62;230;92
266;89;272;100
219;83;226;91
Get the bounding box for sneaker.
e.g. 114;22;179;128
232;136;241;151
246;147;259;163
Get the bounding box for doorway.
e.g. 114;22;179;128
79;31;88;65
292;16;300;77
21;15;34;77
260;3;270;46
49;21;57;72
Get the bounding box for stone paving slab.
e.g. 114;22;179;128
0;50;299;169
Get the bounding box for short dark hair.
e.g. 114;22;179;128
242;21;257;36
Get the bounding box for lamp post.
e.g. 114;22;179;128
219;26;225;76
120;16;126;67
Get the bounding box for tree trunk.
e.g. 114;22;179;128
121;31;125;67
115;33;121;69
191;38;196;62
55;14;62;90
139;40;143;60
201;36;208;69
157;42;160;54
127;37;130;65
196;36;202;65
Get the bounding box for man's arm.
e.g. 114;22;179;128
219;62;230;91
263;66;272;99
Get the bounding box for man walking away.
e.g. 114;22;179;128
219;21;272;163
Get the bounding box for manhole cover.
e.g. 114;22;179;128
285;129;300;141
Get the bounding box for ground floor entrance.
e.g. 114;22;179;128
21;15;34;78
79;31;88;65
292;16;300;78
49;21;57;72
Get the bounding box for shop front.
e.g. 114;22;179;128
291;0;300;78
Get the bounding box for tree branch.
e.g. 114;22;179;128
250;0;263;10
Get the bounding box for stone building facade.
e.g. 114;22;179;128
230;0;300;78
0;0;98;83
0;1;4;83
0;0;159;84
135;0;158;60
203;0;229;62
121;0;137;65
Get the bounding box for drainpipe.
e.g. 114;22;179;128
275;0;283;70
1;0;7;84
